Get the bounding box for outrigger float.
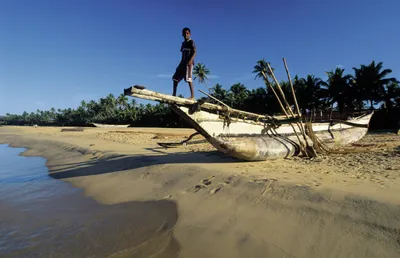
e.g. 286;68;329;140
123;86;373;161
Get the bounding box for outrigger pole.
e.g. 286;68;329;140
123;86;299;123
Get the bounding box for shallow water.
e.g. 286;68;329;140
0;144;180;257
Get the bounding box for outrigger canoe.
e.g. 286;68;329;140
124;86;373;161
92;123;130;128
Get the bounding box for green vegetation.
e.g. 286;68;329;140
1;60;399;128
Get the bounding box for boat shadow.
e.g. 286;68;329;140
49;148;237;180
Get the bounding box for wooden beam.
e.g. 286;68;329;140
125;87;196;105
124;86;297;121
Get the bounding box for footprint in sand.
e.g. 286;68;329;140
193;176;215;192
209;183;226;195
208;175;239;195
193;175;236;195
202;176;214;186
162;194;172;199
193;184;206;192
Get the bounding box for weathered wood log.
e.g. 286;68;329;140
124;86;296;121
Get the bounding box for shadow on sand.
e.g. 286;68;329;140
49;148;237;180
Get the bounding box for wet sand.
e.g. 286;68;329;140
0;145;179;258
1;198;180;258
1;126;400;257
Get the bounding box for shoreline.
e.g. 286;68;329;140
0;143;181;258
1;126;399;204
1;126;400;257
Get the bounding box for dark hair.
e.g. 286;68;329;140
182;27;191;33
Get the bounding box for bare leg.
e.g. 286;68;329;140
173;81;178;96
187;82;194;99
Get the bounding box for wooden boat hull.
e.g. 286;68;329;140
92;123;130;128
172;106;373;161
207;126;369;161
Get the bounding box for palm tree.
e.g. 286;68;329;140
244;87;269;114
228;83;249;109
352;61;399;109
294;75;327;112
386;81;400;108
252;59;274;86
325;67;353;115
80;100;87;110
210;84;229;103
100;94;117;122
116;94;129;110
193;63;211;88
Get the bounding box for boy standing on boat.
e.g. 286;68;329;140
172;27;196;99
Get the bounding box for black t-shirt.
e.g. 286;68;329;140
181;39;196;63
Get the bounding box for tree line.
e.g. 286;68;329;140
1;60;399;128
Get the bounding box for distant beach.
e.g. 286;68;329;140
1;126;400;257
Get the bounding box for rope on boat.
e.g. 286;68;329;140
198;89;236;127
261;59;339;158
263;62;317;158
304;122;331;154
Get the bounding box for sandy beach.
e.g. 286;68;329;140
1;125;400;257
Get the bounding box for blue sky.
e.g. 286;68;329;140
1;0;399;115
